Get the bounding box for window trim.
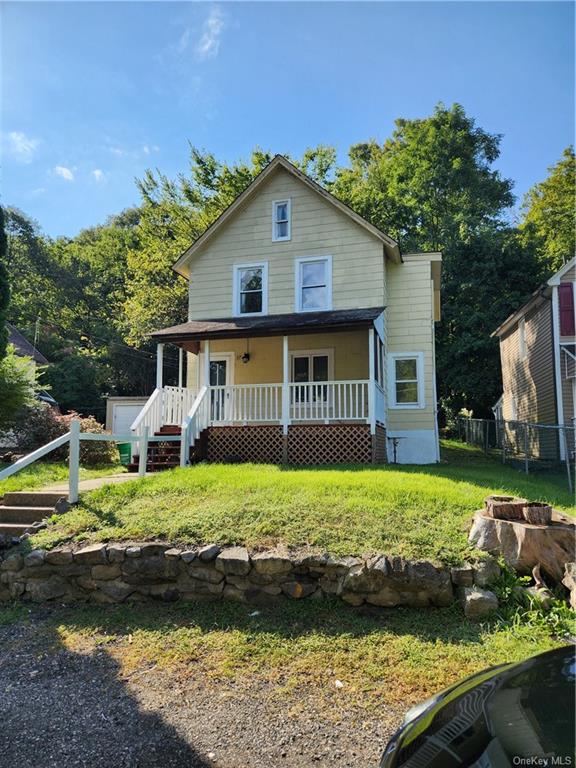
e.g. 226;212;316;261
387;352;425;409
289;348;335;382
518;317;527;361
272;199;291;242
232;261;268;317
294;255;333;313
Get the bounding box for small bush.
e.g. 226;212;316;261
13;404;118;466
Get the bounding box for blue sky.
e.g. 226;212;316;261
2;1;574;238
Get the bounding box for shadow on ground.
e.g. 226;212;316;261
0;607;212;768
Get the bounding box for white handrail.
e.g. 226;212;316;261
0;431;72;482
180;386;209;467
131;387;162;434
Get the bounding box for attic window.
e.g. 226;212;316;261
272;199;291;242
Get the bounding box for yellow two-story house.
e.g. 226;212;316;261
134;156;441;466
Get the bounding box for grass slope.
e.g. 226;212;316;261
0;462;125;495
30;441;573;563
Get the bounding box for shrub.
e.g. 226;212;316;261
13;405;118;466
0;347;39;430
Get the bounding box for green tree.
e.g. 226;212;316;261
0;207;9;359
333;103;538;416
0;346;40;430
521;146;576;274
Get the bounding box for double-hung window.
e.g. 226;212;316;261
233;262;268;316
295;256;332;312
272;199;291;241
388;352;424;409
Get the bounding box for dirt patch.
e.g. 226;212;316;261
0;607;402;768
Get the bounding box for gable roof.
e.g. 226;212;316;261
7;323;48;364
173;155;401;277
492;256;576;338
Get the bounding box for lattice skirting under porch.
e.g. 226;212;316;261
206;426;284;463
287;424;374;464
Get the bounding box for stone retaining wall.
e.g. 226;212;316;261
0;543;493;608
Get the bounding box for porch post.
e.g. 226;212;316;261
203;339;211;386
282;335;289;435
368;327;376;435
156;343;164;389
178;347;184;388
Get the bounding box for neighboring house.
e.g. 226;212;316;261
6;323;58;408
135;155;441;465
492;257;576;460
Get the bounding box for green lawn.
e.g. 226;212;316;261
0;462;125;495
30;441;573;563
17;599;564;708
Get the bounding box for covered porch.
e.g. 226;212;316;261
133;308;387;464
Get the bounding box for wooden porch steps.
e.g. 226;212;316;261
0;492;69;538
127;426;191;473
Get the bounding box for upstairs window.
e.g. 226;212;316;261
272;199;291;241
388;352;424;409
233;262;268;316
295;256;332;312
559;284;575;336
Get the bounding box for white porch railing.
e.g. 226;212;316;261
210;384;283;424
289;380;369;421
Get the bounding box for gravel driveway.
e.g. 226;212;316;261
0;607;402;768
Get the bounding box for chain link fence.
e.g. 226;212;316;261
457;417;576;493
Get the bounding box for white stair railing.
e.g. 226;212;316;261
131;388;163;437
180;386;209;466
132;387;198;438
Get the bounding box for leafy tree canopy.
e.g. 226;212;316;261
520;146;575;274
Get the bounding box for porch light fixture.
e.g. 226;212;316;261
241;352;250;364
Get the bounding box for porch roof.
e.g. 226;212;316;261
151;307;385;344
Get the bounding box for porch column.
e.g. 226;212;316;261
368;327;376;434
156;343;164;389
281;335;290;435
203;339;211;387
178;347;184;388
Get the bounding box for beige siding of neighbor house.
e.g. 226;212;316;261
560;265;576;283
186;167;386;320
499;300;558;457
385;257;437;432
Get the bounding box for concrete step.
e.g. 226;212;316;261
0;506;55;524
0;523;34;537
2;491;66;507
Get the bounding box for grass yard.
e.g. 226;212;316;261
30;441;573;563
0;461;125;495
1;599;566;710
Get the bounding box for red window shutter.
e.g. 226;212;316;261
559;284;575;336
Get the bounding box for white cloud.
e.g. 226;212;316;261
54;165;74;181
142;144;160;155
6;131;40;163
109;147;125;157
92;169;104;182
196;7;224;60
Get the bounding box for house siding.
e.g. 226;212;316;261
187;167;386;320
499;299;558;458
385;259;437;434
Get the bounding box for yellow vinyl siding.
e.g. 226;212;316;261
187;167;386;319
385;259;436;431
187;330;369;388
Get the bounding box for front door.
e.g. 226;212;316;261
209;356;232;421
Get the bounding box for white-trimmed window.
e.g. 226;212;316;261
233;262;268;316
295;256;332;312
388;352;425;409
272;199;291;242
518;318;527;360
